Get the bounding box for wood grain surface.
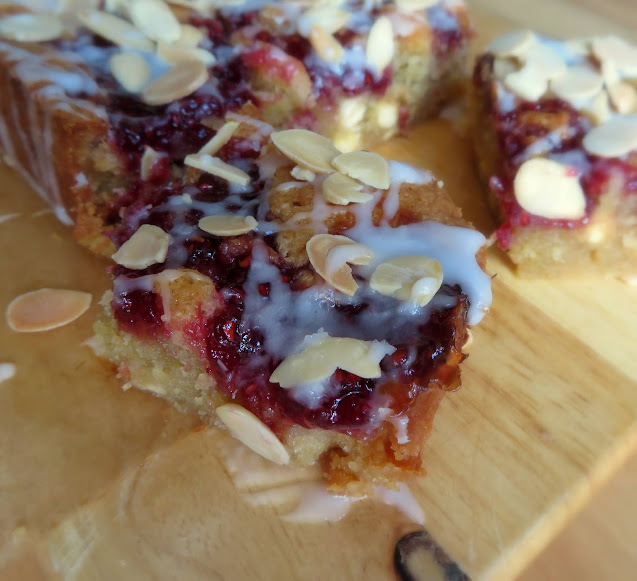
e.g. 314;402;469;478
1;2;636;580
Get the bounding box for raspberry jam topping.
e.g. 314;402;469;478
474;54;637;249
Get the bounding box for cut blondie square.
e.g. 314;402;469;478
472;30;637;277
92;119;492;492
0;0;472;255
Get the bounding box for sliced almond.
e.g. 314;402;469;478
550;65;604;103
487;29;536;59
6;289;91;333
583;89;611;124
339;98;367;130
366;16;395;72
331;151;390;189
216;404;290;465
309;25;344;63
175;23;204;48
198;121;239;156
591;35;637;79
322;172;373;205
112;224;171;269
140;146;165;180
271;129;341;173
513;158;586;220
306;234;373;296
79;10;154;51
526;43;567;80
0;13;64;42
395;0;439;10
109;51;151;93
184;153;250;186
270;335;395;387
290;166;316;182
157;42;216;66
504;59;548;101
129;0;181;44
297;5;350;37
198;215;257;236
607;82;637;115
142;60;208;106
0;362;16;383
370;256;443;306
583;117;637;158
375;101;398;129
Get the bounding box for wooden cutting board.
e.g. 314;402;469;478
1;3;636;580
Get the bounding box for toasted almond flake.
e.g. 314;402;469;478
395;0;439;10
306;234;373;296
487;29;536;58
366;16;395;72
591;35;637;79
0;363;16;383
583;89;611;124
550;65;604;103
142;60;208;106
271;129;341;173
526;43;566;80
504;59;548;101
370;256;443;306
583;117;637;158
157;42;216;66
109;51;151;93
331;151;390;189
309;25;343;63
175;23;204;48
216;404;290;465
140;146;165;180
607;82;637;115
322;172;373;205
297;5;350;37
184;153;251;186
270;334;395;387
198;215;257;236
198;121;239;156
129;0;181;43
514;158;586;220
6;289;91;333
0;13;64;42
112;224;171;269
290;166;316;182
79;10;154;51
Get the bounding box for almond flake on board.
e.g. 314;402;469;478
487;29;536;59
6;289;92;333
331;151;390;189
366;16;395;72
142;60;208;106
184;153;251;186
550;65;604;104
306;234;373;296
109;51;151;93
129;0;181;44
370;256;443;307
198;121;239;156
156;42;216;66
112;224;171;269
322;172;373;205
271;130;341;173
513;158;586;220
270;334;395;387
216;404;290;465
583;117;637;158
0;13;64;42
309;25;344;63
198;215;258;236
79;10;154;51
